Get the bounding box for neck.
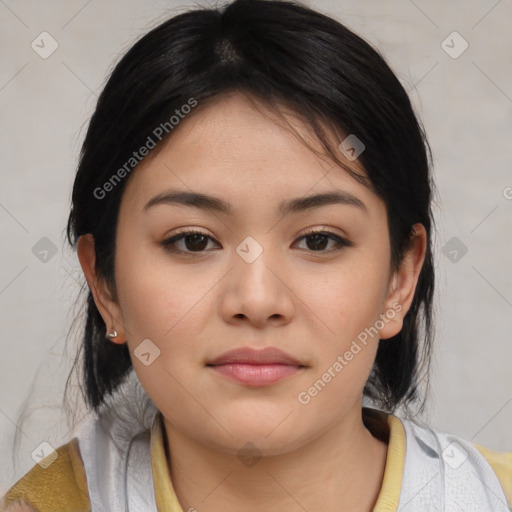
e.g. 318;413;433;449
163;407;389;512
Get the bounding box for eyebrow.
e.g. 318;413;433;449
143;189;367;216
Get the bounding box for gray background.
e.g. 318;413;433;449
1;0;511;494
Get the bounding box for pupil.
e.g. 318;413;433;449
307;234;328;251
186;234;208;251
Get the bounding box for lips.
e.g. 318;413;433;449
207;346;305;366
207;347;306;387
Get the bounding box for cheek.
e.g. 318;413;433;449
115;247;216;353
297;258;388;340
293;256;389;404
114;250;212;414
295;269;384;413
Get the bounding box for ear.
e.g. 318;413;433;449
76;234;126;344
378;223;427;340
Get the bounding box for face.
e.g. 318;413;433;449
79;92;426;457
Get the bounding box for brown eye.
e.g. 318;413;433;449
160;228;353;255
161;229;218;253
294;229;353;253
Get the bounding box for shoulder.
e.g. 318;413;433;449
395;415;512;508
0;438;90;512
473;442;512;508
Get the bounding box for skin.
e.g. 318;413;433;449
78;92;427;512
0;498;39;512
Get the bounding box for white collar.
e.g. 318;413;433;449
74;370;508;511
74;369;159;511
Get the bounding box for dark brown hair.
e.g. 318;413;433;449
65;0;436;418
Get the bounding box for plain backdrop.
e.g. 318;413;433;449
1;0;511;494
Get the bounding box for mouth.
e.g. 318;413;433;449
206;347;307;387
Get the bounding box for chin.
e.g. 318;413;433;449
205;422;313;458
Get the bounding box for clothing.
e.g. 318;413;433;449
2;370;511;511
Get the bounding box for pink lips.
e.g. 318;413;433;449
207;347;306;386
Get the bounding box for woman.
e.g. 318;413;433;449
2;0;511;510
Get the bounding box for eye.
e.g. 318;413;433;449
294;228;354;253
160;228;219;254
160;228;353;254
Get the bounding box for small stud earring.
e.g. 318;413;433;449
107;329;118;339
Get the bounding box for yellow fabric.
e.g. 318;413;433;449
474;442;512;507
372;414;406;511
1;437;90;512
151;412;183;511
2;412;511;512
148;412;408;510
150;411;512;511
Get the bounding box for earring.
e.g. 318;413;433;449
107;329;118;339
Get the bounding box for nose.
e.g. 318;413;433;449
219;236;295;328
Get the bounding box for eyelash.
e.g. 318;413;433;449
160;227;354;255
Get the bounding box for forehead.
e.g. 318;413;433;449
119;93;381;218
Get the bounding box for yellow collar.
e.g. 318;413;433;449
151;411;183;511
150;411;405;512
